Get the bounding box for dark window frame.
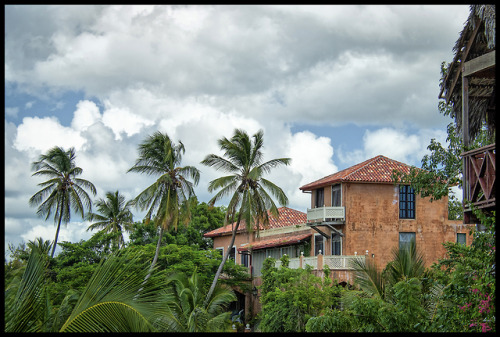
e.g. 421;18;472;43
399;232;416;251
315;188;324;208
331;233;341;255
314;234;324;255
399;185;415;219
332;184;341;207
457;233;467;245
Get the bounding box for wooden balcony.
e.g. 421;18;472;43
306;206;345;223
461;143;495;224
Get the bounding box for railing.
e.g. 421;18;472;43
275;254;364;270
307;206;345;223
461;144;495;222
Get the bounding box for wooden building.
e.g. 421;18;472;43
438;4;495;224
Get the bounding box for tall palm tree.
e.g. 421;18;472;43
160;269;236;332
29;146;96;258
201;128;291;304
127;132;200;276
86;190;135;251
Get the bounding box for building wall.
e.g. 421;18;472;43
340;182;472;270
211;230;253;265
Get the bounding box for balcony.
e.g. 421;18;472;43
461;143;495;224
306;206;345;223
275;253;364;270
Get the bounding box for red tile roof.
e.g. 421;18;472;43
203;207;307;238
237;233;311;252
299;155;413;191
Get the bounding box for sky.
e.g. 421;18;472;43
4;4;471;259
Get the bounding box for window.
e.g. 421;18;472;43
314;234;324;255
331;233;342;255
457;233;467;245
332;184;341;207
399;185;415;219
315;188;324;208
399;232;416;251
216;247;224;259
228;246;236;261
241;252;249;267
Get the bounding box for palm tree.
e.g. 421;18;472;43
160;269;236;332
5;242;171;332
127;132;200;276
201;128;291;304
86;190;135;251
29;146;96;258
350;238;427;300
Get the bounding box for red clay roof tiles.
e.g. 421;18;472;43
237;233;311;252
299;155;412;191
203;206;307;237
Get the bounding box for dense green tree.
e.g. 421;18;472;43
128;219;160;246
159;269;236;332
201;128;290;304
258;255;342;332
164;199;226;249
29;146;97;257
86;190;134;251
127;131;200;278
428;209;495;332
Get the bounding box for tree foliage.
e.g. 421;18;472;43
258;255;342;332
29;146;96;257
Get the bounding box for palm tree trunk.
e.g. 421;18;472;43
138;226;164;294
204;213;242;307
50;195;65;258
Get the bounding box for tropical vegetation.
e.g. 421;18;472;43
86;190;134;251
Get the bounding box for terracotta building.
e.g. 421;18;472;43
204;155;474;320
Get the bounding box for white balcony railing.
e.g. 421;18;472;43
307;206;345;223
275;255;364;270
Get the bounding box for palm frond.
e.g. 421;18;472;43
350;256;385;299
60;251;167;332
5;246;48;332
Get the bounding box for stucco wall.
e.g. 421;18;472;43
341;182;472;270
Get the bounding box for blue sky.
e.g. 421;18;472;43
4;5;470;258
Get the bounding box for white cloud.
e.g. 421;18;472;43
71;99;102;131
14;116;87;154
101;102;155;140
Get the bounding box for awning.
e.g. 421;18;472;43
237;233;311;252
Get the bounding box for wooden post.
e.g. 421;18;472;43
462;71;470;223
299;251;303;268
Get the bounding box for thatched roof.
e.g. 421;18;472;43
439;5;495;142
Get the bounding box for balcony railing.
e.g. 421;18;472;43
307;206;345;223
275;254;364;270
461;143;495;223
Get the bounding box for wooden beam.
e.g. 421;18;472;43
463;50;496;77
445;19;482;103
462;75;470;147
325;224;345;237
309;225;329;239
